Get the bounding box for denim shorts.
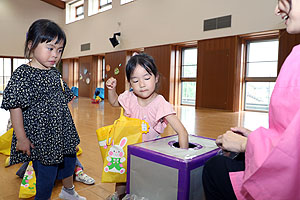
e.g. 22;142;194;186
32;154;76;200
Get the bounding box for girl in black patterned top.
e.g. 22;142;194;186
1;19;85;200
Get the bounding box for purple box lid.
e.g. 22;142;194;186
128;135;219;170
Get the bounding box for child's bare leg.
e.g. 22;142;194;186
116;182;126;198
60;175;86;200
62;175;74;188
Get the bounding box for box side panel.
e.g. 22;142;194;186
190;166;205;200
130;155;178;200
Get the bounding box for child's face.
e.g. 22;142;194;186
31;38;64;70
129;65;158;99
276;0;300;34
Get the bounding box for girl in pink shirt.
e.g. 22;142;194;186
203;0;300;199
106;53;189;198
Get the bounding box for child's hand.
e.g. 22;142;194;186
165;115;189;149
106;77;117;90
16;137;34;156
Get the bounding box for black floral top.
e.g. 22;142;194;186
1;64;80;165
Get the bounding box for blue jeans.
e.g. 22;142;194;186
16;157;83;178
32;154;76;200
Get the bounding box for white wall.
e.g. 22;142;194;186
0;0;285;59
0;0;64;57
63;0;285;58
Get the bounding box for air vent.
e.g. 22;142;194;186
81;43;90;51
204;15;231;31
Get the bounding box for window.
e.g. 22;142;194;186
13;58;26;72
243;39;279;111
181;47;197;105
66;0;84;24
0;58;11;93
99;0;112;9
120;0;133;5
0;58;26;93
76;5;84;18
88;0;112;16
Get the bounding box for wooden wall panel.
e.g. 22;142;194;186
278;30;300;73
144;45;173;102
197;36;240;111
78;56;98;98
104;51;128;99
62;58;74;88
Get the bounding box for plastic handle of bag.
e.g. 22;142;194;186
106;107;124;146
106;121;116;146
120;107;124;118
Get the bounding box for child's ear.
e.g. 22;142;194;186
27;41;33;50
155;74;159;83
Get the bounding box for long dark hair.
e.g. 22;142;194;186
24;19;66;59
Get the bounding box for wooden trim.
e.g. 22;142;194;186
181;78;197;82
173;41;197;47
174;47;181;106
239;37;246;111
244;108;269;113
239;30;279;40
0;56;25;59
40;0;65;9
245;77;277;82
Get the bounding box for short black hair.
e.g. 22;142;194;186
24;19;66;59
126;53;158;82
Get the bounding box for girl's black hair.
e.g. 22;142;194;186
24;19;67;59
125;53;158;82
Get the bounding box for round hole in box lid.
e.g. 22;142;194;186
168;141;203;150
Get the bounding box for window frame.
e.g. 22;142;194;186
120;0;134;5
180;46;198;106
66;0;84;24
0;57;27;94
241;32;279;112
75;4;84;18
99;0;112;9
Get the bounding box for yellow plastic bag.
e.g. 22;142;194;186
96;108;149;183
19;161;36;199
0;128;13;155
76;146;83;156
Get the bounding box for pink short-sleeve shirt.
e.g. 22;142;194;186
118;90;176;141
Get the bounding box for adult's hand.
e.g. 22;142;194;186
231;127;252;137
216;131;247;153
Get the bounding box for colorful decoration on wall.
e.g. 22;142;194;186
119;63;122;67
79;74;83;80
86;78;90;84
106;65;111;72
114;68;120;75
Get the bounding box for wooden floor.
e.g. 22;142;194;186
0;97;268;200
